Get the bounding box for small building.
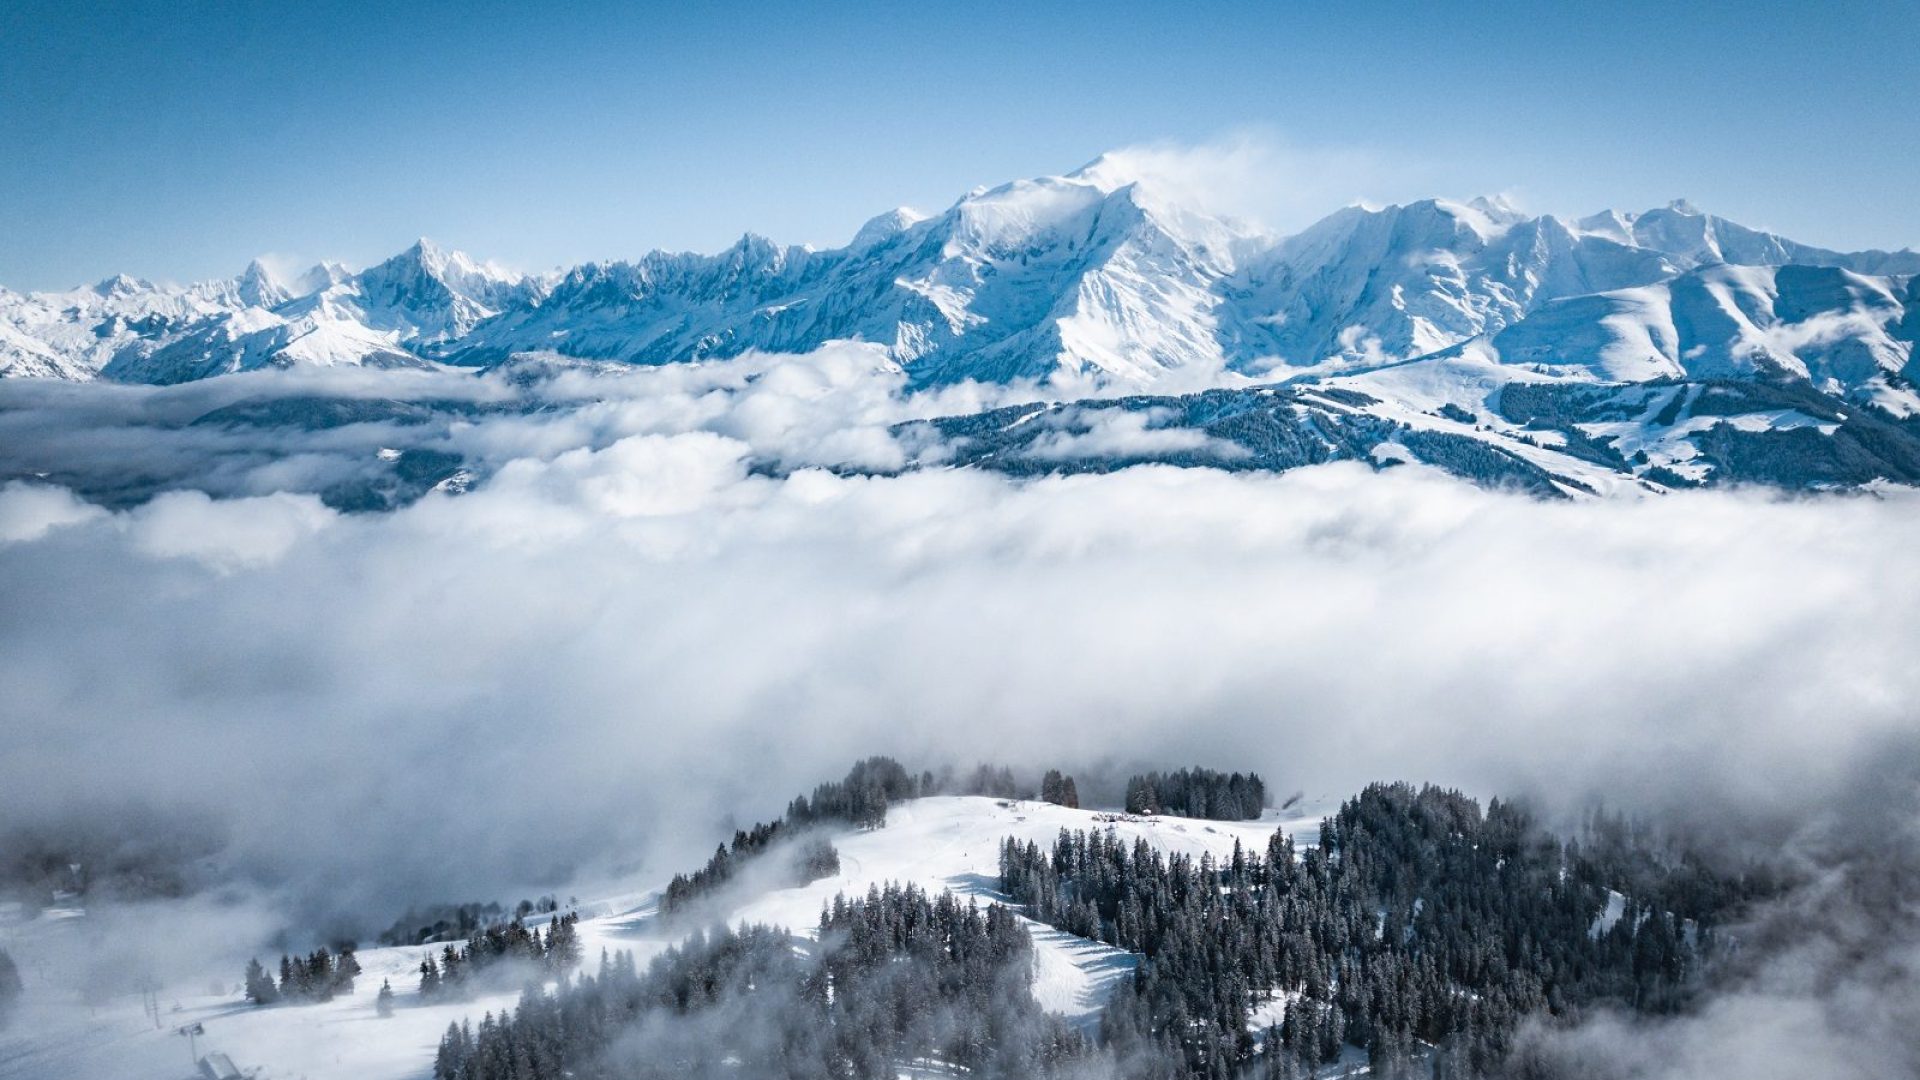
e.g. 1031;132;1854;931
197;1052;243;1080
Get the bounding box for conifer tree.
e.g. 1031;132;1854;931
333;946;361;995
243;957;279;1005
419;956;441;998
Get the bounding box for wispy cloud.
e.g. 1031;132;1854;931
1080;129;1424;234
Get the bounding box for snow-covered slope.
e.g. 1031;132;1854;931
1486;263;1917;411
1220;197;1919;378
0;796;1323;1080
727;797;1311;1019
913;346;1920;495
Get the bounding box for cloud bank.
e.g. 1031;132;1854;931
1;353;1915;919
5;348;1918;1073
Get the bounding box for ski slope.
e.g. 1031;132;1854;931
0;796;1329;1080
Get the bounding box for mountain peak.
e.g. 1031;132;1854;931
1466;194;1524;222
234;259;290;307
721;233;786;272
93;273;150;297
297;261;352;294
850;207;928;251
1064;151;1140;193
397;237;452;272
370;238;521;294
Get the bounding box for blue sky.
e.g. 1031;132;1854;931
2;0;1916;289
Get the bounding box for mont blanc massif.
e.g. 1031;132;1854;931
7;157;1920;500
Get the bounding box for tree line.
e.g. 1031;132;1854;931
658;756;1106;920
660;822;841;919
656;754;930;920
243;945;362;1005
379;895;562;947
418;912;583;1001
784;755;928;828
1123;767;1267;820
1040;768;1081;808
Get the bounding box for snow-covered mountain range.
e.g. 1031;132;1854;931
6;159;1918;493
11;160;1917;395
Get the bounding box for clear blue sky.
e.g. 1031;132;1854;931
2;0;1916;290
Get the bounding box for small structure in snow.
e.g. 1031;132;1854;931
198;1052;243;1080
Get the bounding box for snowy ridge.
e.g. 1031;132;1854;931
95;240;532;385
1485;263;1918;412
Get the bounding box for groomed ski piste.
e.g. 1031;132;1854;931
0;795;1332;1080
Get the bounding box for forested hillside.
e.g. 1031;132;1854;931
427;776;1774;1079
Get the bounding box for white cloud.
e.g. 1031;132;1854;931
129;490;333;570
0;355;1916;971
1022;407;1250;462
0;480;106;542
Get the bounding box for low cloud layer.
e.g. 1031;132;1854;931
1;352;1916;952
1507;739;1920;1079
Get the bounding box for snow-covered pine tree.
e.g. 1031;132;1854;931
243;957;279;1005
333;946;360;995
418;956;441;998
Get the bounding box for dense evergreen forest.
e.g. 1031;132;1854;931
1041;768;1081;808
428;767;1775;1079
1124;768;1267;820
1005;782;1778;1078
785;756;929;828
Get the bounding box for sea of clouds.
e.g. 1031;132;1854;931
2;346;1917;1075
